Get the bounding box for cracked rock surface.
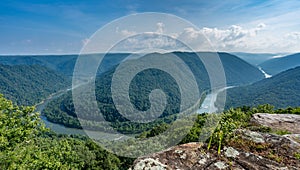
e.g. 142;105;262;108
131;114;300;169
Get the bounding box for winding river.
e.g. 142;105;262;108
35;86;87;135
37;85;233;137
197;86;234;114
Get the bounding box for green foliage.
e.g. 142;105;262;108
0;94;45;150
3;90;300;169
43;52;264;135
259;53;300;75
43;55;207;133
267;150;283;163
252;104;274;113
138;123;169;139
0;94;133;169
180;114;208;144
273;129;291;135
0;64;69;105
206;108;252;154
247;126;272;133
0;53;129;77
275;107;300;114
0;137;124;170
226;66;300;109
138;106;258;154
294;153;300;160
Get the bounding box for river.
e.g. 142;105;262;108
258;67;272;78
36;82;127;140
36;86;87;135
37;85;233;137
197;86;234;114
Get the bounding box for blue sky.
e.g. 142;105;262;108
1;0;300;54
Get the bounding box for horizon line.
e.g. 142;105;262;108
0;51;295;56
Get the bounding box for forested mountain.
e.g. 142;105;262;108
214;52;264;85
0;55;77;75
225;66;300;108
0;55;77;76
0;54;130;77
0;64;69;105
43;52;264;132
231;52;277;65
259;53;300;75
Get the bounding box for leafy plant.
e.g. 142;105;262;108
207;108;252;154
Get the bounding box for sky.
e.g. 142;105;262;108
1;0;300;54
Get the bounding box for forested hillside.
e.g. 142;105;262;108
0;54;130;77
0;64;69;105
259;53;300;75
0;94;133;169
43;52;264;132
225;66;300;108
0;55;77;76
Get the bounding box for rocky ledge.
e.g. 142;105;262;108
251;113;300;134
131;113;300;170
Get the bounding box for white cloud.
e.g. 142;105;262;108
203;24;265;43
118;22;165;37
174;24;267;52
112;33;186;52
111;21;300;53
121;30;136;37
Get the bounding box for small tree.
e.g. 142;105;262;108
0;94;44;151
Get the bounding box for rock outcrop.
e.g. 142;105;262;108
251;113;300;134
131;114;300;170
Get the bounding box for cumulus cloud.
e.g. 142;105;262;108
112;33;187;52
113;22;188;52
111;22;300;53
201;24;266;49
114;23;268;52
118;22;165;37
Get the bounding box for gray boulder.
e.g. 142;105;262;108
251;113;300;134
131;129;300;170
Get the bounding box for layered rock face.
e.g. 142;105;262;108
251;113;300;134
131;114;300;170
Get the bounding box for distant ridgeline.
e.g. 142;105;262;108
0;54;130;77
42;52;264;133
0;64;69;105
0;54;130;105
259;53;300;75
225;66;300;109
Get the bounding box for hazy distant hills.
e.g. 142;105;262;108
231;52;277;66
0;64;69;105
0;54;130;77
225;66;300;109
0;52;264;84
259;53;300;75
0;55;77;76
